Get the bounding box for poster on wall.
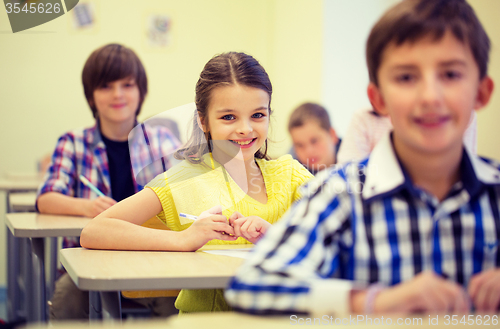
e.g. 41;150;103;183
146;14;171;49
68;1;98;33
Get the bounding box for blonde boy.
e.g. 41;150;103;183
226;0;500;315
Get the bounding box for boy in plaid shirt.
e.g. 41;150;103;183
226;0;500;315
37;44;180;319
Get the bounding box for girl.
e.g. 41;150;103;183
81;52;313;312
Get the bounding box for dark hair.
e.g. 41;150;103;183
288;102;332;132
175;52;273;164
82;44;148;118
367;0;490;86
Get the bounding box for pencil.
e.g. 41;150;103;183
179;213;198;220
79;175;106;197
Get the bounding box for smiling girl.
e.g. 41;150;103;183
81;52;313;312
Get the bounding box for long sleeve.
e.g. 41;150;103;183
225;171;355;315
37;133;78;198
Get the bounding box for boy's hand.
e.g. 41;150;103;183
351;272;469;314
85;196;116;218
228;211;271;243
181;215;236;250
468;269;500;312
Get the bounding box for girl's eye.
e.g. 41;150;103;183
252;113;265;119
221;115;235;121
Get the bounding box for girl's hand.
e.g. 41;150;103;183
351;271;469;314
180;214;236;251
84;196;117;218
198;205;223;220
469;269;500;312
228;212;271;244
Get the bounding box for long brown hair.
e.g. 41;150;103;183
175;52;273;164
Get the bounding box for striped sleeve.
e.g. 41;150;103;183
37;133;78;198
225;172;354;315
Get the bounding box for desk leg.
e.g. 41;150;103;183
46;237;58;300
6;230;22;321
89;291;121;321
6;190;24;322
31;237;47;322
101;292;122;320
24;239;34;322
89;291;102;320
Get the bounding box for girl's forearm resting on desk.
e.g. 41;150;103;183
81;217;192;251
81;216;237;251
80;188;237;251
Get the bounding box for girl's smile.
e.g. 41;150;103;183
202;84;270;163
230;138;257;148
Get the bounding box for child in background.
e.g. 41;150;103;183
81;52;313;313
36;44;181;319
337;105;477;164
226;0;500;315
288;102;341;174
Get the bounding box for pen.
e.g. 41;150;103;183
79;175;106;197
179;213;198;221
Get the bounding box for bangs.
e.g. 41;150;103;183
82;43;148;118
391;1;469;46
94;46;141;87
367;0;490;84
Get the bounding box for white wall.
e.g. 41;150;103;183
322;0;400;136
470;0;500;160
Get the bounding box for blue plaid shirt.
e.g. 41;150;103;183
37;121;180;247
226;134;500;315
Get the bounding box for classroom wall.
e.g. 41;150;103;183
322;0;400;137
0;0;322;286
266;0;323;155
470;0;500;160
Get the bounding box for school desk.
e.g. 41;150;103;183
5;213;91;322
60;244;252;319
0;177;42;193
9;192;37;212
0;176;42;321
